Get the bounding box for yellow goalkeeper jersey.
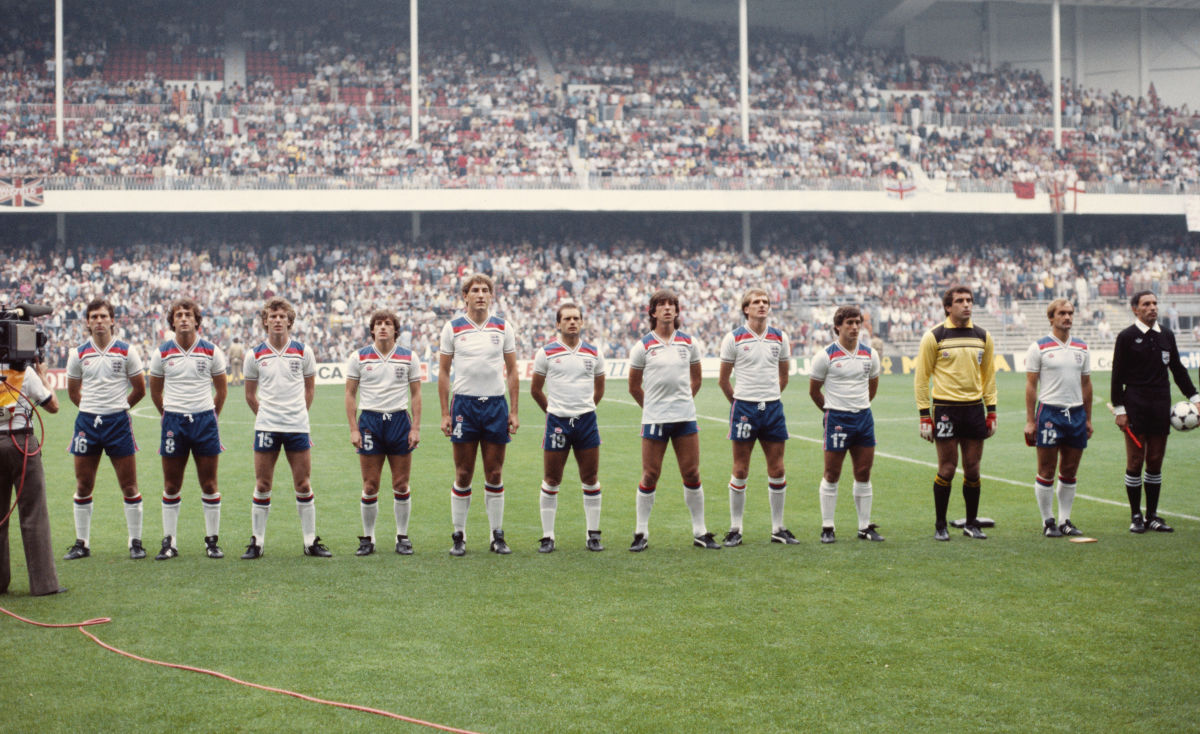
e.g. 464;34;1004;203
914;317;997;413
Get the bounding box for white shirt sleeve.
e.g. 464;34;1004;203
439;321;455;356
532;348;548;376
502;319;517;354
65;348;83;380
210;345;228;376
870;349;882;379
718;332;736;363
22;366;51;405
629;340;646;370
810;350;829;382
1024;341;1041;374
302;344;317;377
243;350;259;381
126;346;144;376
148;347;164;377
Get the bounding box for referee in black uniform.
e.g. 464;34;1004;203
1111;291;1199;533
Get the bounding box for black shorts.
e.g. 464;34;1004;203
1125;389;1171;437
932;402;989;441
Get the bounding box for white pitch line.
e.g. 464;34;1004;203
610;398;1200;523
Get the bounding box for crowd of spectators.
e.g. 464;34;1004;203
2;1;1198;186
4;215;1198;375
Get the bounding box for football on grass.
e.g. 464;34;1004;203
1169;401;1200;432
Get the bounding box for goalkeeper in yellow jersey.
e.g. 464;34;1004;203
914;285;997;541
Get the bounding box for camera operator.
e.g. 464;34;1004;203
0;358;64;596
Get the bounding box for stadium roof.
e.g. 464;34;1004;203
865;0;1200;50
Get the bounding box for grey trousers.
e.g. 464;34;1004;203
0;435;61;596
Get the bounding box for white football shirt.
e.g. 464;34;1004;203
629;330;701;423
809;340;881;412
1025;334;1090;408
439;314;516;397
532;339;605;417
243;339;317;432
66;338;143;414
347;343;422;413
148;338;227;413
718;324;790;402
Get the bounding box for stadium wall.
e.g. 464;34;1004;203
905;2;1200;109
37;350;1200;390
1;189;1189;215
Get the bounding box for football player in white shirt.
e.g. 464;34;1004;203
148;298;228;560
63;298;148;561
240;298;327;559
717;288;796;547
345;309;423;556
1023;299;1093;538
808;306;883;543
438;273;520;556
628;289;717;551
530;303;606;552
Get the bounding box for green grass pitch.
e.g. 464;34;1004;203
2;372;1198;732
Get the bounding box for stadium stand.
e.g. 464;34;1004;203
2;1;1197;187
4;213;1197;373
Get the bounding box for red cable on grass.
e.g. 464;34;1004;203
1;607;483;734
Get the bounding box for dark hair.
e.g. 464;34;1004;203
1130;290;1155;309
85;298;114;319
647;289;681;330
942;285;972;314
166;298;202;331
556;302;582;323
368;309;401;334
833;306;862;334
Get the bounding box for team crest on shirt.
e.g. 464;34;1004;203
553;427;562;433
940;414;948;422
1045;421;1053;428
1162;351;1169;364
769;345;780;358
739;416;748;422
583;360;593;372
1075;354;1083;364
940;351;949;359
455;415;463;422
166;430;175;438
676;347;688;359
290;359;301;375
195;359;207;375
491;334;500;345
394;365;405;380
110;359;123;375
